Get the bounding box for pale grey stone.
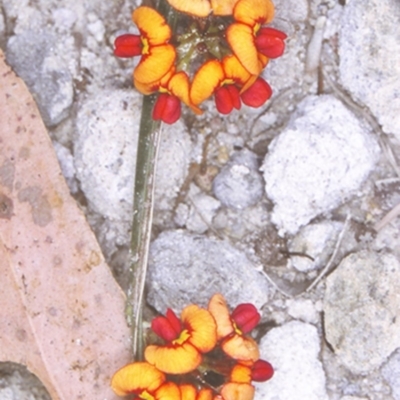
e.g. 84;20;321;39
288;221;343;272
147;229;272;312
213;149;264;210
6;31;74;126
256;321;328;400
339;0;400;137
324;250;400;374
262;95;380;235
382;349;400;400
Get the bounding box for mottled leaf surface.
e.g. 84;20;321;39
0;49;131;400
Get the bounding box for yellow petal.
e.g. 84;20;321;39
166;0;211;17
134;68;175;95
167;71;203;115
198;388;213;400
231;364;252;384
226;23;260;75
133;6;172;45
222;55;252;85
182;305;217;352
220;383;255;400
168;71;190;105
208;293;234;339
211;0;240;15
190;59;225;106
111;362;165;397
145;342;202;374
155;382;181;400
233;0;274;26
180;384;197;400
134;44;176;85
222;335;260;362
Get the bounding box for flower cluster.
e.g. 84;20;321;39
114;0;286;123
111;294;273;400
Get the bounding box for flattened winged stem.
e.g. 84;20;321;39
126;1;177;361
126;94;161;361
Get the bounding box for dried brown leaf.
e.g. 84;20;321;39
0;49;131;399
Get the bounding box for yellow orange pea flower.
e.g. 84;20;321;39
135;69;202;124
180;384;213;400
190;55;272;115
226;0;287;75
114;6;176;85
111;361;181;399
165;0;240;17
144;305;217;374
208;294;260;362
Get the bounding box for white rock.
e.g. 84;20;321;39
53;141;78;194
339;0;400;137
213;149;264;210
74;89;190;221
256;321;328;400
147;230;272;312
6;31;74;126
382;349;400;400
261;95;380;235
286;298;319;324
181;184;221;234
340;397;368;400
288;221;343;272
324;250;400;374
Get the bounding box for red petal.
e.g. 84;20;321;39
166;308;182;335
255;27;287;59
152;315;179;342
251;359;274;382
215;85;241;114
240;77;272;108
151;309;182;341
231;303;260;333
152;93;181;124
114;34;142;57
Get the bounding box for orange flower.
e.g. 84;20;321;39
114;6;176;85
190;56;272;114
208;294;260;362
135;70;202;124
165;0;240;17
145;305;217;374
180;384;213;400
111;361;170;398
226;0;286;75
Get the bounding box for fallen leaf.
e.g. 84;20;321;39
0;49;131;399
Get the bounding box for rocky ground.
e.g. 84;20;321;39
1;0;400;399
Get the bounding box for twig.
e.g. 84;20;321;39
373;201;400;232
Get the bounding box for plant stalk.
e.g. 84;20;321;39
127;94;161;360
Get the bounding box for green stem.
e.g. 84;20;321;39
127;94;161;360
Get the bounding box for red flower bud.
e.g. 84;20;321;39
152;93;181;124
215;85;241;114
231;303;260;334
114;34;143;57
240;78;272;109
255;27;287;59
251;359;274;382
151;308;182;342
